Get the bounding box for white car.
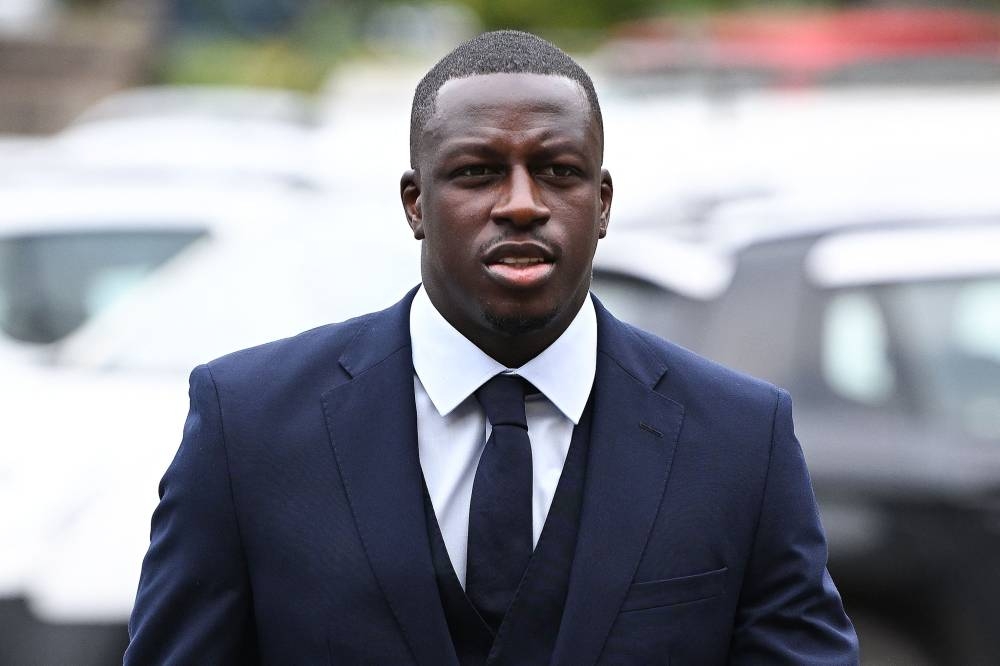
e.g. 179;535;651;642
73;85;318;128
6;85;328;191
0;181;328;359
599;87;1000;230
3;199;420;646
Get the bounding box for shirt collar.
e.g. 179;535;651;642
409;286;597;424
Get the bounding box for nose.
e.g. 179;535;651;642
491;166;550;228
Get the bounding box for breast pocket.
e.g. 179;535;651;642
621;566;728;612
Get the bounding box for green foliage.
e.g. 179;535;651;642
158;37;338;90
157;4;366;90
455;0;659;31
380;0;837;32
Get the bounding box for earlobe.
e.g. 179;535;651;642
400;169;425;240
410;197;425;240
599;168;613;239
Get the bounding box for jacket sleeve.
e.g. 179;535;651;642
729;389;859;664
125;365;259;665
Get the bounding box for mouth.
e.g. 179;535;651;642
482;242;557;289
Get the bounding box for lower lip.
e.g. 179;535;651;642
485;261;555;288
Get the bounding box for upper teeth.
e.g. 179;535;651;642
499;257;544;265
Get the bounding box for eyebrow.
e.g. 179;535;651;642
436;141;502;161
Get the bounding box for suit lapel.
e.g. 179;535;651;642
321;290;458;666
552;299;686;666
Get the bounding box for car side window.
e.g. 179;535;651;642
953;281;1000;364
0;230;203;345
821;290;896;405
935;280;1000;439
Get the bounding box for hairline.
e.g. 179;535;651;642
411;72;603;170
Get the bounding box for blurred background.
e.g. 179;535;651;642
1;0;999;663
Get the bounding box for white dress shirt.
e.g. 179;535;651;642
409;286;597;587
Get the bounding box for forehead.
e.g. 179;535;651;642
422;73;598;155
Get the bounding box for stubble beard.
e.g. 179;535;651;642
482;306;558;337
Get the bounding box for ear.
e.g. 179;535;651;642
400;169;424;240
598;167;613;239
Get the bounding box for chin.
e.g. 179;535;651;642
482;307;558;337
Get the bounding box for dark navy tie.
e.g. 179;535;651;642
466;373;533;632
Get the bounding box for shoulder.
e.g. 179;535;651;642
644;323;777;398
195;300;388;404
201;311;378;391
204;286;418;382
181;306;397;441
599;302;782;413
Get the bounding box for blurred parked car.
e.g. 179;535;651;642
72;85;319;128
600;87;1000;229
0;199;419;665
5;85;327;190
593;183;1000;664
0;182;325;360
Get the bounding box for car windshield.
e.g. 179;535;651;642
822;276;1000;441
55;219;422;373
0;229;203;344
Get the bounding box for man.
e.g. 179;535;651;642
127;30;858;664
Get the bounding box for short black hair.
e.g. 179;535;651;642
409;29;603;168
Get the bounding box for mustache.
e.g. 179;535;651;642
477;231;554;257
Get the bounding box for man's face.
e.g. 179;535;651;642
401;72;612;347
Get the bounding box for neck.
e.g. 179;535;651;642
425;290;587;369
450;300;589;368
471;325;567;369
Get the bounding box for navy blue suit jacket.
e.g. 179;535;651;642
127;290;858;664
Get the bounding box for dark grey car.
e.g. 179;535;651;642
593;216;1000;664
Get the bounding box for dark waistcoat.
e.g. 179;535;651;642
423;399;594;666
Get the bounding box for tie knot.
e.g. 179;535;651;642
475;374;529;430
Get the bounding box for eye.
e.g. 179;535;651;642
451;165;498;178
539;164;581;178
